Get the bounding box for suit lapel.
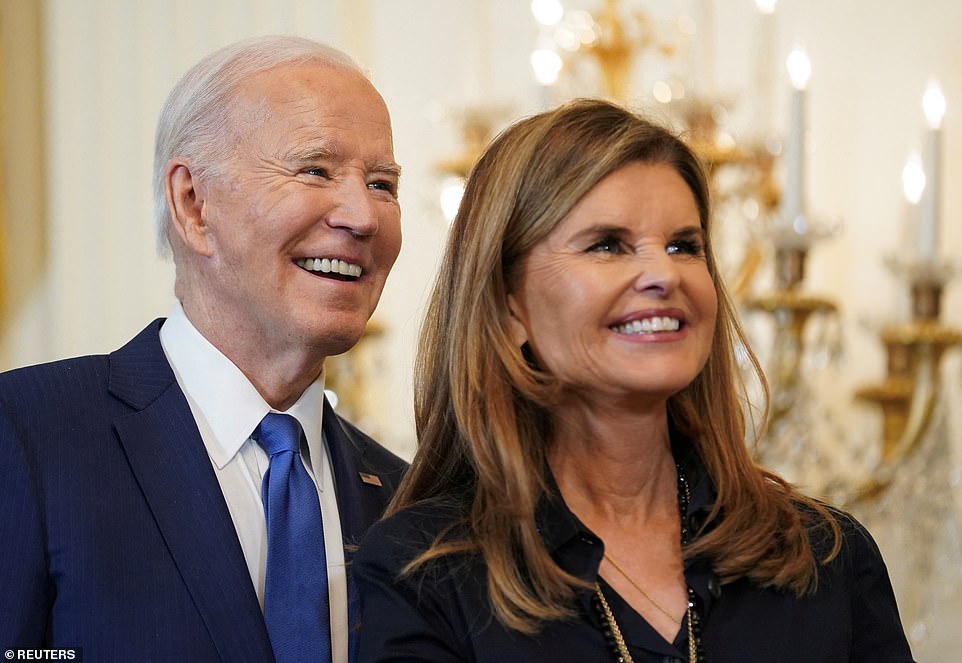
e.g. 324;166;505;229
323;398;395;659
109;321;275;663
323;398;392;548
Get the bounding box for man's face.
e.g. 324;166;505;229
192;62;401;360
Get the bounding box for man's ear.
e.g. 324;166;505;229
166;158;214;257
506;292;530;348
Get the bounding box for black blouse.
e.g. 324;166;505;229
353;460;915;662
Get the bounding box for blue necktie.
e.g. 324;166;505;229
254;413;331;663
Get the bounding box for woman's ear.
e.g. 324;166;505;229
506;292;530;348
166;158;214;257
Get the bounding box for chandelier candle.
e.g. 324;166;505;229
919;81;945;261
752;0;777;133
783;49;810;231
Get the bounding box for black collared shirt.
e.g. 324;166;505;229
354;460;914;662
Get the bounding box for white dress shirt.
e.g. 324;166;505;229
159;303;348;663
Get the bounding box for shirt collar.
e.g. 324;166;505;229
159;303;326;470
536;469;605;583
535;440;716;556
535;436;720;611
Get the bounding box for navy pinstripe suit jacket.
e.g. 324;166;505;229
0;319;407;662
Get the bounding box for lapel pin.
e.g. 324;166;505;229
359;472;383;487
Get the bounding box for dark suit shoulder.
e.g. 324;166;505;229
0;353;109;395
0;320;172;414
333;412;408;482
0;354;115;449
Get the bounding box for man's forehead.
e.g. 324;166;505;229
238;60;372;105
229;62;396;162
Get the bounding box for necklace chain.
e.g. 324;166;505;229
602;552;677;623
592;464;701;663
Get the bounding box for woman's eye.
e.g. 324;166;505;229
667;238;704;256
587;237;625;254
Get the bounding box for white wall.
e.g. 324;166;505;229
6;1;961;655
19;0;959;451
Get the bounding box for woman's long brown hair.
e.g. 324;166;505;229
389;98;841;634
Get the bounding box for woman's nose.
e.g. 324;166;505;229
630;251;680;297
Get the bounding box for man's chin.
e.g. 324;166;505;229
311;328;368;359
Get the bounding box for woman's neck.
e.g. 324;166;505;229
547;403;677;525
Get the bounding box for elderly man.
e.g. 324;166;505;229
0;36;406;663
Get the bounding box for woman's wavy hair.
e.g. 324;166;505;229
390;98;841;633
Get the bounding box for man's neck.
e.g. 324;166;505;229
179;301;326;411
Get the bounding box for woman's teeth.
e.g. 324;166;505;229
610;317;681;335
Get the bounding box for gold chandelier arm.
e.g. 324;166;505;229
729;241;764;302
849;344;938;504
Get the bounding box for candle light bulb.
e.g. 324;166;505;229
786;49;811;90
917;80;944;260
531;0;564;26
923;82;946;129
439;176;466;223
531;47;562;85
781;48;810;228
902;156;925;205
755;0;777;14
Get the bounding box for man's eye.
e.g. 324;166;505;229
368;180;397;195
304;167;329;178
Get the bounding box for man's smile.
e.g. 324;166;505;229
295;257;363;281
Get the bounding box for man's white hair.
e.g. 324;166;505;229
151;35;364;257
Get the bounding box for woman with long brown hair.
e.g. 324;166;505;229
355;98;913;662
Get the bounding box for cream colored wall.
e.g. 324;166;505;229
8;0;550;460
10;0;958;448
0;0;48;366
12;0;961;457
14;0;958;456
1;0;960;657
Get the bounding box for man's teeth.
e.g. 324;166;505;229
611;317;681;335
295;257;362;278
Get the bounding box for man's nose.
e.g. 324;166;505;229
326;178;380;236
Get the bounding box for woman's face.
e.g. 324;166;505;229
507;161;717;407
